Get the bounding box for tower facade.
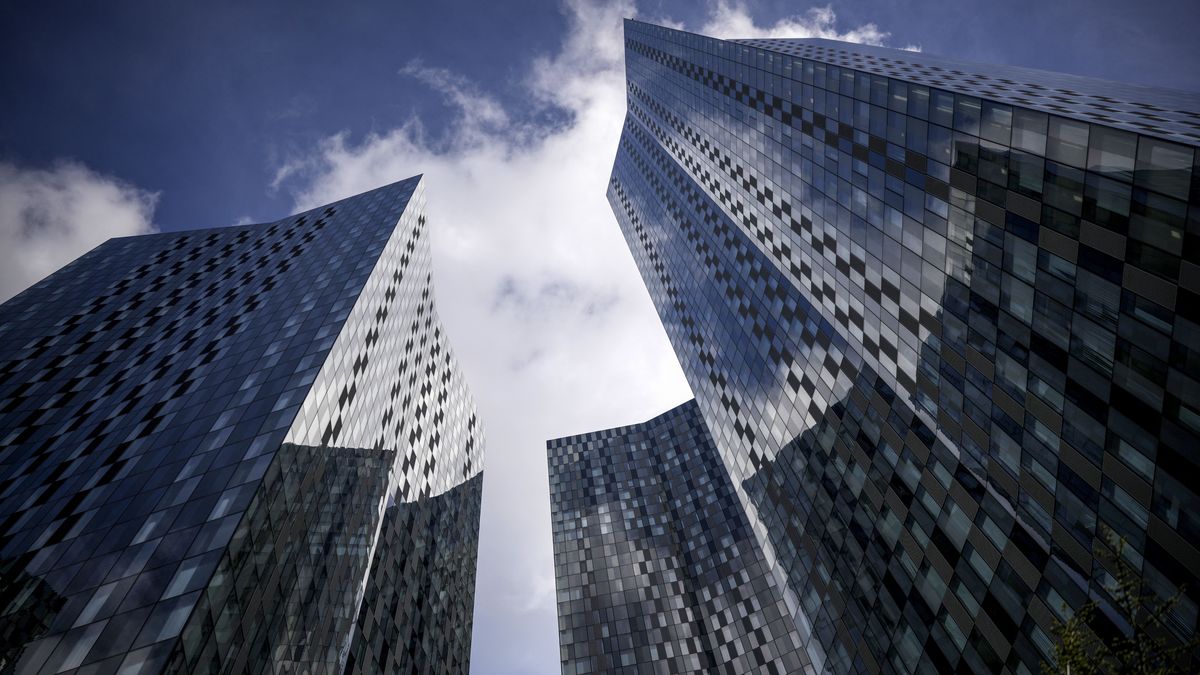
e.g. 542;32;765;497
609;20;1200;673
0;177;484;674
547;400;810;675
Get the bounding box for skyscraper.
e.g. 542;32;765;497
0;177;484;674
547;400;810;675
609;19;1200;673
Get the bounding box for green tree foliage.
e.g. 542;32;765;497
1044;537;1199;674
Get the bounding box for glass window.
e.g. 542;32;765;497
980;101;1012;145
887;109;907;145
928;124;953;165
907;117;928;154
854;71;872;101
1006;234;1038;283
826;64;841;92
1046;116;1089;168
930;89;955;128
840;68;855;96
1011;108;1047;155
1104;479;1149;529
1043;161;1085;216
908;84;929;120
1130;188;1186;255
1087;126;1137;182
1075;270;1121;330
1084;173;1132;233
1127;240;1180;279
978;140;1008;187
1003;275;1034;324
826;89;841;119
954;95;981;135
871;76;888;106
1029;370;1065;413
889;79;908;112
1041;205;1081;239
953;132;979;174
1056;482;1097;546
1009;151;1044;198
1072;317;1117;377
1136;137;1194;200
870;103;887;137
132;592;200;649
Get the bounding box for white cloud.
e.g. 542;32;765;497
271;2;909;672
0;161;158;303
701;1;890;43
702;2;921;51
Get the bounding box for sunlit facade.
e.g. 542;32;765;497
0;177;483;674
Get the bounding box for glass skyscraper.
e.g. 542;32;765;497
547;400;810;674
608;19;1200;673
0;177;484;674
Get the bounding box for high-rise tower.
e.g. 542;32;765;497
609;20;1200;673
0;177;484;674
547;400;810;675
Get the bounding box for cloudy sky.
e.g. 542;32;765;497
2;1;1198;673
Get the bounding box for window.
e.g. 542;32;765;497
1046;116;1089;168
928;124;953;165
1129;188;1186;255
871;75;888;106
930;89;955;128
887;109;907;145
954;94;981;135
1011;108;1047;155
1087;126;1137;182
888;79;908;112
953;132;979;174
1043;161;1085;216
978;139;1009;187
907;117;928;154
1009;151;1044;198
1135;137;1194;200
907;84;930;120
980;101;1012;145
1006;234;1038;283
1083;173;1132;233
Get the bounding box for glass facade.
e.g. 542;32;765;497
0;177;484;674
609;20;1200;674
548;400;811;674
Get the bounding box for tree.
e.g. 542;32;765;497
1044;536;1199;674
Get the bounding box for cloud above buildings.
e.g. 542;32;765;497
270;1;911;672
0;161;158;303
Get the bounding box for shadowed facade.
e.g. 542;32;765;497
548;400;811;675
609;19;1200;674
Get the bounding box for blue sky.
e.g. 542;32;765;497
2;1;1198;674
4;0;1197;234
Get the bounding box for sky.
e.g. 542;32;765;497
2;1;1198;673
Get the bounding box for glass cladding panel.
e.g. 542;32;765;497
1047;116;1090;167
908;84;930;120
980;101;1013;145
931;88;955;127
1136;137;1194;201
954;95;982;135
1084;173;1133;232
1087;126;1137;182
1012;108;1048;155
